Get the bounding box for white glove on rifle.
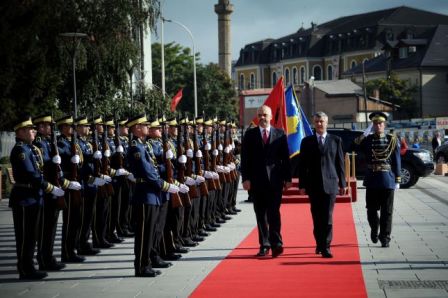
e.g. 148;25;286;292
51;186;65;197
186;149;194;158
204;171;214;179
195;175;205;183
68;181;81;190
52;155;61;165
179;184;189;194
363;122;373;137
395;183;400;190
195;150;203;158
93;151;102;160
218;144;223;151
212;149;219;156
212;172;219;179
184;176;196;186
101;175;112;183
165;149;174;160
115;168;129;176
71;154;80;164
178;154;187;164
127;173;136;182
216;165;224;173
116;145;124;153
224;166;231;173
104;149;111;158
167;183;179;194
204;143;211;151
91;177;106;186
224;146;230;154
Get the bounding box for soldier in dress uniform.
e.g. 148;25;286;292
10;116;65;279
229;121;242;214
126;114;185;277
354;111;401;247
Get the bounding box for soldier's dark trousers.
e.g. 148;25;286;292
182;200;193;240
205;189;215;225
199;194;208;230
366;188;394;243
165;204;184;249
151;201;168;260
61;190;81;258
78;191;96;248
92;192;110;245
37;198;60;266
189;195;201;236
117;180;131;235
108;179;123;238
133;203;158;274
12;204;40;275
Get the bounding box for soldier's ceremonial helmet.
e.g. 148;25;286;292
167;116;178;127
75;116;90;126
204;118;213;126
33;114;53;124
118;118;128;126
369;111;388;123
14;115;35;131
92;116;103;125
126;114;147;128
104;118;115;127
55;115;73;127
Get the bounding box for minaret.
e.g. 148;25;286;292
214;0;234;77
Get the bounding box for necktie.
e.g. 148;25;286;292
263;129;269;144
319;135;324;146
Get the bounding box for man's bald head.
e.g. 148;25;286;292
257;105;272;128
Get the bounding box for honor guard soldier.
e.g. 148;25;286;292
126;114;185;277
10;116;65;279
354;112;401;247
33;114;81;271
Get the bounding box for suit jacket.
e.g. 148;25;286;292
298;133;346;195
241;127;291;194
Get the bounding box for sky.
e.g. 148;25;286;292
152;0;448;65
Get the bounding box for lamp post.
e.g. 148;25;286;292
127;59;134;110
309;76;315;116
163;18;198;117
59;32;87;118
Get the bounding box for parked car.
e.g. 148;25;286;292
328;129;434;188
435;143;448;162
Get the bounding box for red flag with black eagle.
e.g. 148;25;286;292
170;88;183;112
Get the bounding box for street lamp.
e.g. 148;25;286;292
309;76;315;116
163;18;198;117
59;32;87;118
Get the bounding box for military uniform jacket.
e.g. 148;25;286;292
9;139;55;207
148;138;169;204
77;136;97;193
127;137;170;205
356;133;401;189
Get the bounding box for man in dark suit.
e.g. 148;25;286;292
241;105;292;258
298;111;347;258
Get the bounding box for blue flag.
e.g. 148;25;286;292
285;85;313;157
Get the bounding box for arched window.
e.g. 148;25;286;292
239;74;245;90
327;64;333;80
285;68;290;86
272;72;278;87
250;73;255;89
300;66;305;84
350;60;357;69
292;67;298;85
313;65;322;80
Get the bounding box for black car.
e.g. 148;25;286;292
435;142;448;162
328;129;434;188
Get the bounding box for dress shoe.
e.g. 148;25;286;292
93;241;114;249
315;247;322;255
192;236;205;242
226;210;237;215
233;208;242;213
216;218;226;224
182;239;199;247
381;241;390;247
151;258;172;268
321;249;333;258
211;222;221;228
78;246;100;256
272;246;284;258
223;215;232;220
162;253;182;261
135;268;161;277
19;270;47;280
256;247;270;257
39;261;66;271
118;230;135;237
174;247;189;254
198;230;210;237
107;233;124;243
370;230;379;244
204;224;217;231
62;255;85;263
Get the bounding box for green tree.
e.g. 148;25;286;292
365;73;418;119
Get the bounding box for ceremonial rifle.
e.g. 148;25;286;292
50;119;66;209
177;117;191;207
70;120;82;205
193;117;208;196
210;120;222;189
184;115;198;198
202;115;217;191
101;118;114;197
162;118;182;208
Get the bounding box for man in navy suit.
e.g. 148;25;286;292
298;111;347;258
241;105;292;258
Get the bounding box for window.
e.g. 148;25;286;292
239;74;245;90
327;65;333;80
272;72;278;87
313;65;322;81
250;73;255;89
399;47;408;59
293;67;298;85
351;60;357;69
285;68;290;86
300;66;305;84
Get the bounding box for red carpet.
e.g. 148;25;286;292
191;203;367;298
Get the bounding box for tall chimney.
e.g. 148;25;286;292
215;0;234;77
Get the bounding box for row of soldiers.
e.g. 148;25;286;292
9;113;241;279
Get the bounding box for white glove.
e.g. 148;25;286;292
51;186;65;197
195;150;203;158
212;149;219;156
93;151;102;160
178;154;187;164
115;168;129;176
224;166;231;173
104;149;111;158
212;172;219;179
216;165;224;173
363;122;373;137
195;175;205;183
91;177;106;186
395;183;400;190
231;141;235;149
71;154;80;164
186;149;193;158
101;175;112;183
165;149;174;160
116;145;124;153
179;184;189;194
127;173;136;182
218;144;223;151
228;163;235;170
224;146;230;154
204;143;211;150
184;176;196;186
68;181;81;190
52;155;61;164
204;171;214;179
167;183;179;194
